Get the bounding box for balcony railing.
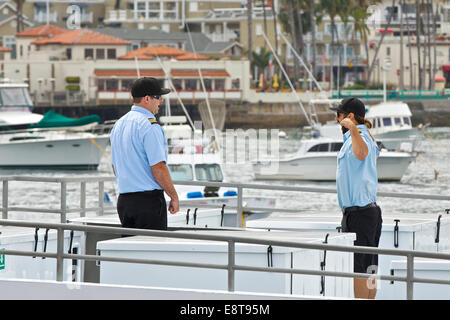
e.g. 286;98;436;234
34;11;58;23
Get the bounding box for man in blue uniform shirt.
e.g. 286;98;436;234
110;77;179;230
331;97;382;299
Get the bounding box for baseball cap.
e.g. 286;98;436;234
131;77;170;98
330;97;366;118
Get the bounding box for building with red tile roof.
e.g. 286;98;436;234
0;46;12;61
118;45;210;61
16;24;67;38
22;29;131;61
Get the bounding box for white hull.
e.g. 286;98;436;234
0;133;109;169
253;151;415;181
372;128;423;150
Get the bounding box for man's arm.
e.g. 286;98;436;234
151;161;179;214
340;118;368;160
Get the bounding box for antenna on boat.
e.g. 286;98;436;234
154;56;196;131
134;55;141;79
261;31;314;127
278;32;325;94
185;23;220;152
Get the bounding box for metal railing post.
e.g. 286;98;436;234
228;240;235;292
80;182;86;218
236;186;243;228
98;181;104;216
56;227;64;281
60;181;67;223
2;180;8;220
406;254;414;300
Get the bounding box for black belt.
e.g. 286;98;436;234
120;189;163;197
343;202;377;214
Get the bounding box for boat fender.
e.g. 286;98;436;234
267;245;273;267
220;204;226;227
33;227;39;259
186;209;190;225
224;190;238;197
394;220;400;248
435;215;442;244
193;208;198;225
187;191;203;199
320;233;330;296
42;229;50;259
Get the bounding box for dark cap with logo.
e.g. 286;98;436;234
131;77;170;98
330;97;366;118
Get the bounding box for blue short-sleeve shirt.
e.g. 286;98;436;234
110;105;168;194
336;125;379;210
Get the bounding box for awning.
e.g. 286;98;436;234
170;70;230;77
94;69;165;77
442;65;450;72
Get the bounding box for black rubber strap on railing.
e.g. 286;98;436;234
186;209;190;225
68;230;74;254
193;208;198;226
42;229;49;259
435;215;442;244
220;204;226;227
320;233;330;296
33;227;39;258
267;245;273;267
394;219;400;248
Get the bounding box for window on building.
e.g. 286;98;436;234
386;46;391;56
232;78;240;89
106;79;118;90
66;48;72;60
189;2;198;12
172;79;182;90
107;49;116;59
97;79;105;90
136;1;146;18
84;48;94;59
163;2;177;19
96;48;105;59
185;79;197;90
121;79;134;90
256;24;262;36
214;79;225;90
203;79;212;90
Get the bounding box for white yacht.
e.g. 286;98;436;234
0;81;109;170
252;137;415;181
318;101;423;151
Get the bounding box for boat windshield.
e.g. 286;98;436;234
168;164;193;181
0;87;33;108
195;164;224;181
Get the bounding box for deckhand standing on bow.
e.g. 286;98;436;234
110;77;179;230
331;97;383;299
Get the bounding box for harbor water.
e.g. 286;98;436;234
1;126;449;221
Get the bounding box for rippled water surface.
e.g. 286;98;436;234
1;127;450;221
